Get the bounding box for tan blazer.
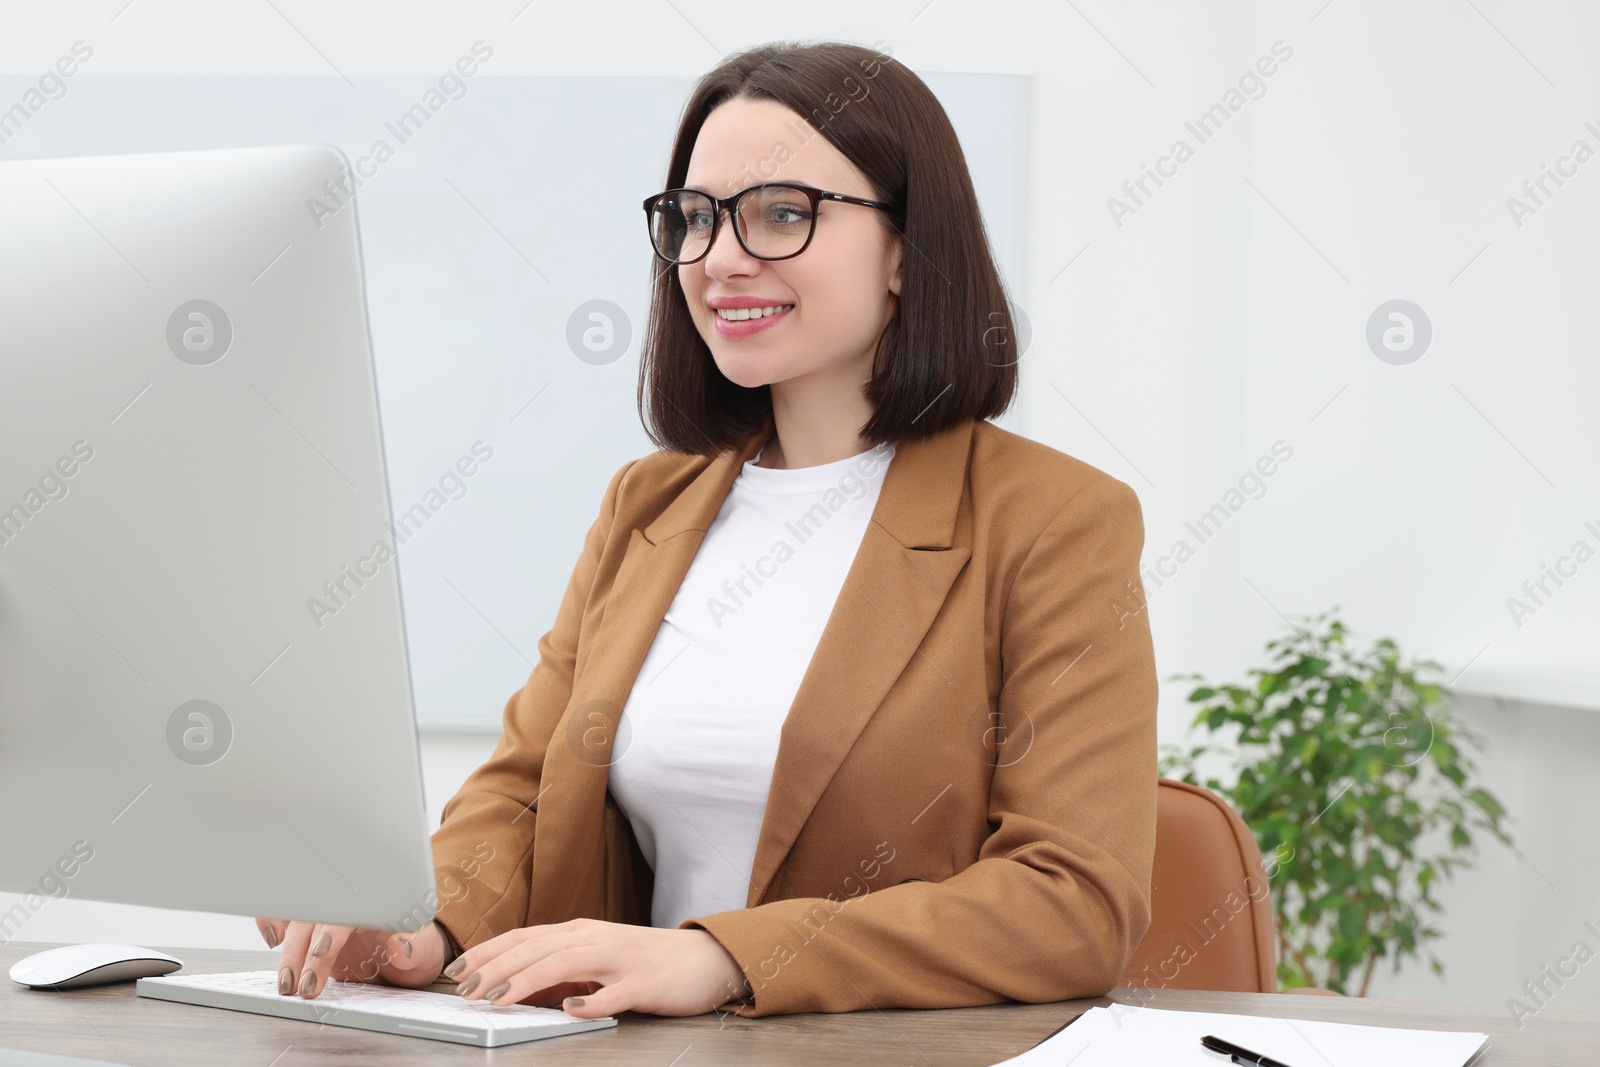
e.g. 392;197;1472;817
429;410;1158;1017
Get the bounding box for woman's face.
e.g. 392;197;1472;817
676;97;903;392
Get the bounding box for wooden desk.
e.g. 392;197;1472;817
2;941;1594;1064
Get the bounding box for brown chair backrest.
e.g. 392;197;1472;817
1122;778;1278;993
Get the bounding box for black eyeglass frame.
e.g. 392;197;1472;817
641;181;897;265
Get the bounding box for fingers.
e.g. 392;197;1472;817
444;922;573;985
442;928;539;990
458;943;607;1008
332;931;393;985
275;920;314;997
255;918;284;950
292;923;355;999
373;921;447;987
268;920;446;996
448;922;601;1004
561;981;628;1018
505;980;598;1009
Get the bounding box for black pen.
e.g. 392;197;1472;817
1201;1033;1298;1067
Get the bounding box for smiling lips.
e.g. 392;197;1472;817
714;303;794;321
709;300;794;337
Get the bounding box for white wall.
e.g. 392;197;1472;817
4;0;1596;1016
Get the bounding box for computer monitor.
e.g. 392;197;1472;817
0;144;438;933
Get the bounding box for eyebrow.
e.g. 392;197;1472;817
682;177;813;193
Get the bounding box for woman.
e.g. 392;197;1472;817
258;39;1157;1020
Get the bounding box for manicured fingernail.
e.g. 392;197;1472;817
262;925;280;949
484;981;510;1002
396;935;412;958
278;967;294;995
442;957;467;979
566;996;585;1009
310;932;332;958
298;969;318;997
457;973;481;997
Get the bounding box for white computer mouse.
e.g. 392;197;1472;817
9;944;183;989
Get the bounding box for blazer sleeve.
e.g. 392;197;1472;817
428;458;635;952
681;476;1159;1016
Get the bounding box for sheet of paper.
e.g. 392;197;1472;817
997;1004;1488;1066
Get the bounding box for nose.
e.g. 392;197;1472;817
701;205;758;273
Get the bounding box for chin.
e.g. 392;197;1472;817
711;352;789;390
721;370;782;390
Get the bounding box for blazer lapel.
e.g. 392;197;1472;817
529;411;974;922
745;417;973;904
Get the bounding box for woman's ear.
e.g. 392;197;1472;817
888;235;904;297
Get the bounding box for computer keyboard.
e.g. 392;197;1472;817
135;970;617;1048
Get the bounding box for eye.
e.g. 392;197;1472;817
767;204;812;227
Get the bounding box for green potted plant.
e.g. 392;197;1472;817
1160;607;1513;995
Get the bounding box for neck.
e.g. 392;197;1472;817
755;361;878;470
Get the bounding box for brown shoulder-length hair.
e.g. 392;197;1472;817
638;39;1020;457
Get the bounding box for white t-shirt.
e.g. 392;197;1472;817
608;437;895;929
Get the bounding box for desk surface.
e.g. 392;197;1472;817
3;941;1595;1065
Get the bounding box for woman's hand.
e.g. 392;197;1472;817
444;918;750;1018
255;916;449;999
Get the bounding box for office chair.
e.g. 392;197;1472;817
1121;778;1339;996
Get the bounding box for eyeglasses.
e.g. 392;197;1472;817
642;181;896;266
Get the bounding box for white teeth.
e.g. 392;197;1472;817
715;304;794;321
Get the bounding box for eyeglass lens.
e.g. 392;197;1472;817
649;185;814;263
